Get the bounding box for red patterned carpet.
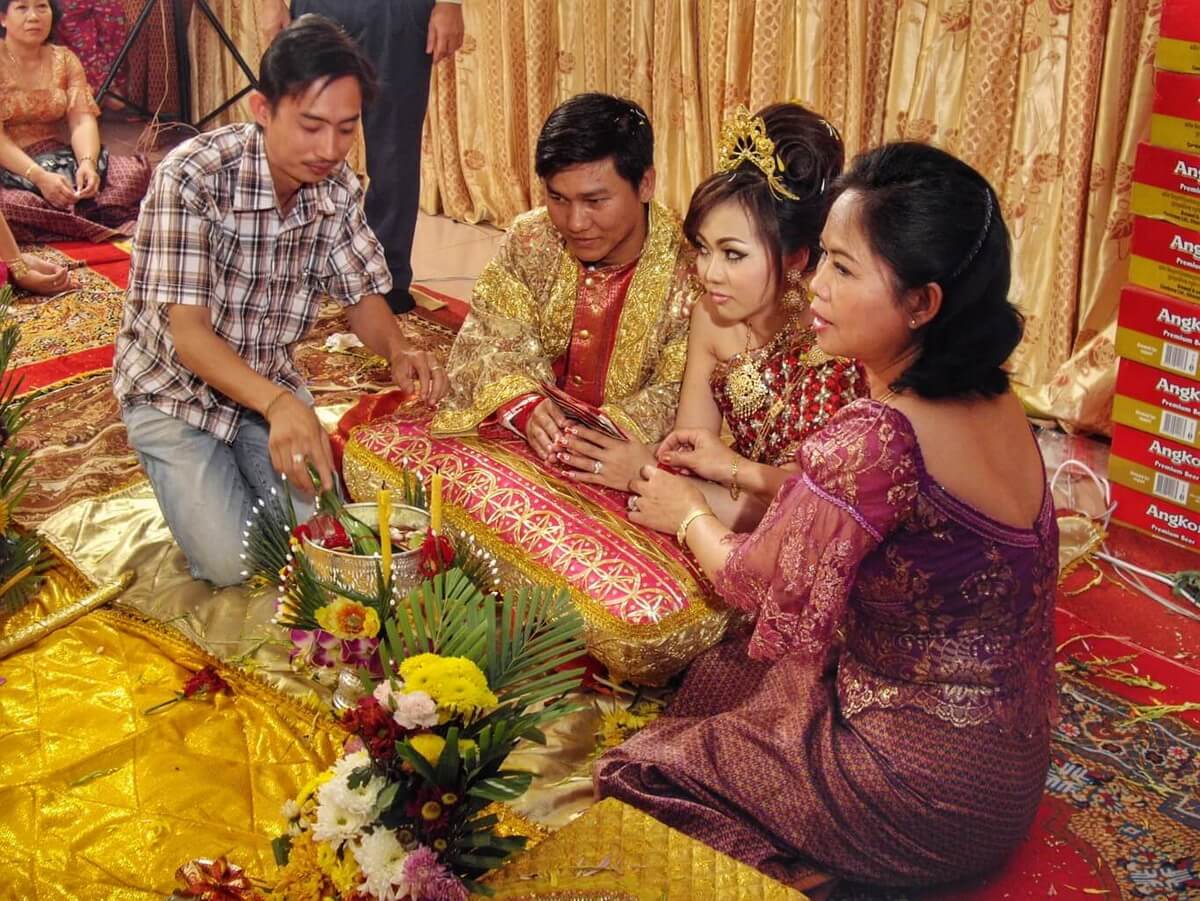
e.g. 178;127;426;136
8;240;130;394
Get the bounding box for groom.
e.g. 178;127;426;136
432;93;700;470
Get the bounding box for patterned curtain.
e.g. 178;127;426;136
194;0;1160;435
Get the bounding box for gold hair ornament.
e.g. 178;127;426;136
716;105;799;201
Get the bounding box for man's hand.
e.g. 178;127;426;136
260;0;291;46
525;398;568;461
426;3;465;63
266;390;335;495
391;347;449;405
559;426;655;492
34;170;77;209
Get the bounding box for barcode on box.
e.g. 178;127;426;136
1161;341;1199;376
1161;409;1198;444
1153;471;1192;506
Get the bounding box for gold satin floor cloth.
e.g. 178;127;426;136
0;574;345;898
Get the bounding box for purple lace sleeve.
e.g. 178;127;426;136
712;401;919;661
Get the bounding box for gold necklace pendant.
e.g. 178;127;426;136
726;358;770;417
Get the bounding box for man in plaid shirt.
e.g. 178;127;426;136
114;16;448;586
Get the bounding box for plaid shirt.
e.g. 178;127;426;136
113;123;391;443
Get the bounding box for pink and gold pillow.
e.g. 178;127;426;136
341;412;732;685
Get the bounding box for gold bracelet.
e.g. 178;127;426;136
677;506;714;547
263;388;290;418
77;155;95;166
5;257;30;280
22;161;39;180
729;456;741;501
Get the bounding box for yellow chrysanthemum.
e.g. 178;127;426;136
597;705;662;751
398;653;497;716
315;841;361;894
314;597;380;640
408;732;445;765
270;831;334;901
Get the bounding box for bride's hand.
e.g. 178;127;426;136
657;428;740;485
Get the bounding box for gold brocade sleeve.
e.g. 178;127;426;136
601;246;700;443
430;210;571;435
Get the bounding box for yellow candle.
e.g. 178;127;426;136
430;473;444;535
377;488;392;579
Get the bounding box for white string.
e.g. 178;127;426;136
1052;458;1200;622
1049;458;1115;526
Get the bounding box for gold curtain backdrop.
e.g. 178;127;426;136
191;1;1161;434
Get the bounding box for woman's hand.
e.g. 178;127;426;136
657;427;740;485
558;426;655;491
627;464;708;535
74;159;100;199
34;169;77;209
11;252;74;295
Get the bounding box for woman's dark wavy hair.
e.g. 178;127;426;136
831;141;1023;400
259;14;378;108
683;102;843;286
535;93;654;190
0;0;61;40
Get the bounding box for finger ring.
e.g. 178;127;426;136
627;496;639;512
593;460;603;475
292;452;305;464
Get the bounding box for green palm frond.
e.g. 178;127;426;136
386;568;489;661
487;585;586;708
0;534;47;616
0;286;44;620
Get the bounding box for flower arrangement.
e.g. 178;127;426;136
270;566;586;899
243;465;586;898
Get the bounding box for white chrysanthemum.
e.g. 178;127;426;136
352;828;412;901
280;799;301;821
331;749;372;781
311;793;373;848
318;765;385;820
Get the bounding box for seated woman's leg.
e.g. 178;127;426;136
122;404;258;586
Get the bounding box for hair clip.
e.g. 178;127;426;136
716;106;799;201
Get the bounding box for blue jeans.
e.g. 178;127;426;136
122;395;315;586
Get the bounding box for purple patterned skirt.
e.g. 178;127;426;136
595;634;1049;888
1;139;150;243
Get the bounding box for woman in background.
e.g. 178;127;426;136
0;0;150;242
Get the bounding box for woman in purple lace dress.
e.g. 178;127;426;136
599;143;1058;891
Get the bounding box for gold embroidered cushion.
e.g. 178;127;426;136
342;412;732;685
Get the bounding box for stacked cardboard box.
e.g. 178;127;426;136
1111;1;1200;548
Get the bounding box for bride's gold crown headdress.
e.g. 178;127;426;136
716;105;800;201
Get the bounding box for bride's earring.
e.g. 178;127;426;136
781;267;808;311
